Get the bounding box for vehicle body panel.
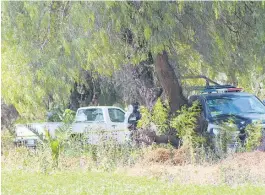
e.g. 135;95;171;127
189;92;265;136
15;106;130;146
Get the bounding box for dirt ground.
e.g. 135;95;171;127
118;148;265;185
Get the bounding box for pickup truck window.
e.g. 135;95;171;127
76;108;104;122
108;108;125;123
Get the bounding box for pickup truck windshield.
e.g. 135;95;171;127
206;95;265;117
75;108;104;122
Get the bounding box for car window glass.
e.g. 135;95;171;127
108;109;125;123
249;98;263;111
233;98;250;111
76;108;104;122
206;95;265;117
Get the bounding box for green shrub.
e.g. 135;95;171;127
47;109;75;167
213;121;238;157
245;122;263;152
137;106;152;130
151;99;170;134
138;98;170;135
170;101;204;162
138;100;206;162
1;130;15;151
212;120;263;156
29;109;75;168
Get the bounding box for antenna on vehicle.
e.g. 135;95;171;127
181;75;221;87
181;75;243;94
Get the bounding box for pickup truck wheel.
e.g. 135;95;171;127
14;141;19;147
14;140;24;147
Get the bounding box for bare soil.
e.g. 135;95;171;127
119;148;265;185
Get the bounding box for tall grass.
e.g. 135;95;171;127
1;129;145;173
2;127;265;187
2;106;265;191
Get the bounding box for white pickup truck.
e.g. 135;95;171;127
15;106;131;147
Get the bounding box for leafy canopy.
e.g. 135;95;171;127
2;1;265;119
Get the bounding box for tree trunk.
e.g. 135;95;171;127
114;56;162;110
1;100;19;130
135;64;163;110
155;51;187;113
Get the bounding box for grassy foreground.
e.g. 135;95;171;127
2;169;265;195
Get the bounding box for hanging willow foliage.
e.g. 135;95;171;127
2;1;265;119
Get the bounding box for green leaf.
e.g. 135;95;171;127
144;26;152;40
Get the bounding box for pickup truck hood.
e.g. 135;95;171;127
208;113;265;138
239;113;265;123
210;113;265;126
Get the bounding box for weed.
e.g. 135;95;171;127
245;122;263;151
138;98;170;135
170;101;204;163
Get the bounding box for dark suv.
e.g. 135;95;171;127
188;85;265;150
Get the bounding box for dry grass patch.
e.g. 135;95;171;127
119;148;265;186
141;147;189;165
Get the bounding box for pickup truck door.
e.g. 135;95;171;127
106;108;129;143
73;108;107;144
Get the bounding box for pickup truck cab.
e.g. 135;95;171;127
72;106;129;144
15;106;130;147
